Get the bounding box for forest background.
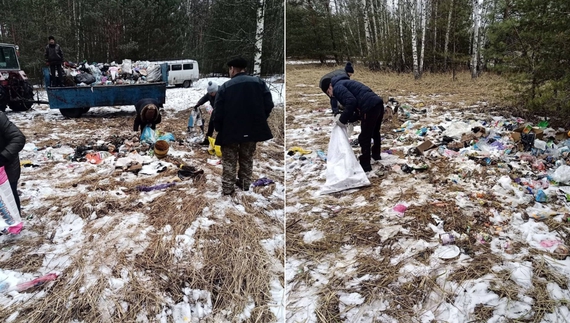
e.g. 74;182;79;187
286;0;570;121
0;0;284;82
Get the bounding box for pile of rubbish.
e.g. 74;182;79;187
61;59;163;86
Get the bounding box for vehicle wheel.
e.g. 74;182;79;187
9;101;33;112
60;108;84;118
182;80;192;88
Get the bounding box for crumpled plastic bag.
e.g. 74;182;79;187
74;73;96;85
141;125;157;144
0;166;23;235
320;124;370;194
208;136;222;157
550;165;570;184
157;133;176;142
122;59;133;74
146;64;162;82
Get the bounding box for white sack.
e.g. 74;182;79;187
320;125;370;194
146;64;162;82
0;166;22;233
121;59;133;74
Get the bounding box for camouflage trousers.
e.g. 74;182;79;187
221;142;257;195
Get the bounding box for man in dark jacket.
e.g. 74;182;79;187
44;36;65;87
321;75;384;172
213;56;274;195
193;81;219;146
0;112;26;213
133;98;163;133
318;62;354;115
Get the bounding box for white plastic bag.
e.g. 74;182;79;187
320;125;370;194
146;64;162;82
121;59;133;74
550;165;570;184
0;167;22;234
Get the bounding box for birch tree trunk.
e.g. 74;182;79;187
411;0;420;79
470;0;480;79
253;0;265;76
419;0;427;76
370;0;379;61
433;0;438;70
477;0;489;74
444;0;454;71
398;0;406;68
362;0;373;57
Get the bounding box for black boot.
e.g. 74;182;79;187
359;156;372;172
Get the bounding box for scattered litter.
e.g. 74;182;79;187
253;177;274;187
434;245;461;260
136;183;175;192
287;147;312;155
207;159;221;166
393;204;408;214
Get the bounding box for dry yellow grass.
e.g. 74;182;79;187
286;64;513;113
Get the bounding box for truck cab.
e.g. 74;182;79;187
0;43;34;111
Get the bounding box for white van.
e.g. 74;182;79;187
156;59;199;88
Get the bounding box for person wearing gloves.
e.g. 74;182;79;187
0;112;26;213
44;35;65;87
192;81;219;145
321;74;384;172
213;56;274;196
318;62;355;116
133;98;163;133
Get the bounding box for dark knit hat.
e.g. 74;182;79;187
227;56;248;69
48;35;55;41
345;62;354;74
320;78;332;94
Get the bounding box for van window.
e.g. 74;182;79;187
183;63;194;70
171;64;182;71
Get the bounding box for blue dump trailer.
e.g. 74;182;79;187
42;63;168;118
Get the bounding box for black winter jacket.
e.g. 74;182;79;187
213;72;274;146
319;69;349;114
133;98;163;132
331;75;383;124
0;112;26;182
45;44;64;64
195;93;216;109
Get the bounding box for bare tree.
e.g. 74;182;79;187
253;0;265;75
411;0;420;78
470;0;481;79
444;0;454;71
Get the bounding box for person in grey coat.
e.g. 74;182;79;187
0;112;26;212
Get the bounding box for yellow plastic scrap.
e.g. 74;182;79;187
208;136;222;157
288;146;312;155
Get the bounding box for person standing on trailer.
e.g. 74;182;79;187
44;36;65;87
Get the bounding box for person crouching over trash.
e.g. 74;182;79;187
321;75;384;172
319;62;354;116
133;98;163;133
192;81;219;145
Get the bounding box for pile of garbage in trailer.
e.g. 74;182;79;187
60;59;162;86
